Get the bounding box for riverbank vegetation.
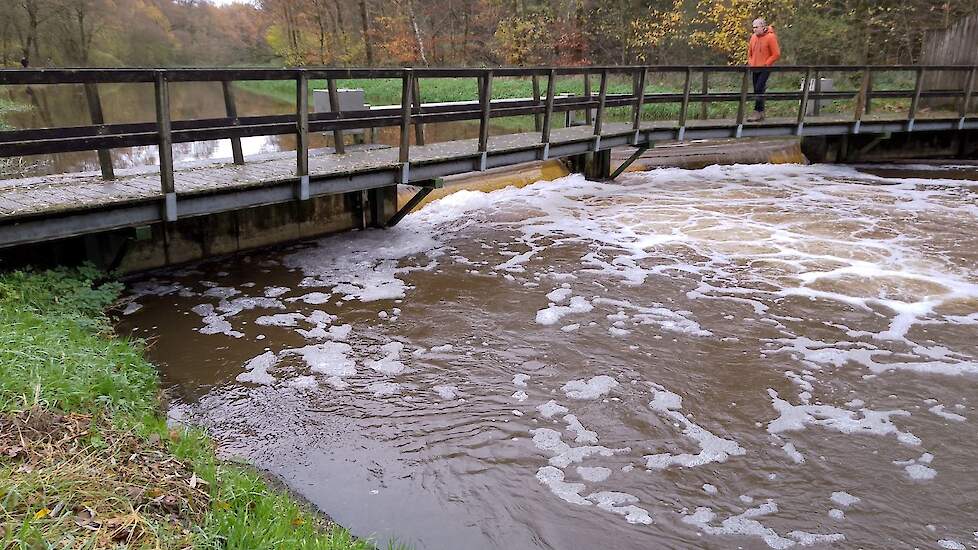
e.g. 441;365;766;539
0;267;376;549
1;0;974;70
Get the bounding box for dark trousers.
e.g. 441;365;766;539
752;69;771;112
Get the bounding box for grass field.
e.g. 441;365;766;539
0;267;397;549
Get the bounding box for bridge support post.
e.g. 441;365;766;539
83;83;115;180
568;150;611;181
221;81;245;165
154;71;177;222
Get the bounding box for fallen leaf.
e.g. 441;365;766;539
291;517;305;527
33;507;50;520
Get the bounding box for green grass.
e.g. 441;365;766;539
0;267;388;549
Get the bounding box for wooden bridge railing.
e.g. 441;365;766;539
1;64;976;220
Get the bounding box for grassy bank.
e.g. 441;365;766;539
0;267;377;549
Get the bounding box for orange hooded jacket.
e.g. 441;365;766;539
748;26;781;67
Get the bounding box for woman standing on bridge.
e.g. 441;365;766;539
747;17;781;122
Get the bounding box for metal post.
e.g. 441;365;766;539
327;78;346;154
678;67;692;141
220;81;245;165
398;69;413;182
296;72;310;199
583;72;593;124
541;69;556;158
532;74;542;132
478;70;493;170
154;71;176;222
960;67;976;129
700;70;709;119
813;70;822;116
632;67;647;136
83;82;114;180
593;69;608;149
796;68;812;135
735;68;749;137
411;76;425;146
908;66;925;131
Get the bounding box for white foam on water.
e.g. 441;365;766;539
287;375;318;390
512;391;528;402
576;466;611;482
830;491;860;507
905;463;937;480
430;344;454;353
929;404;966;422
536;400;568;419
561;375;619;400
513;374;530;387
236;351;278;385
593;297;712;337
433;385;458;400
767;389;920;446
529;428;630;469
682;500;845;549
535;296;594;326
645;385;745;469
328;324;352;340
782;442;805;464
255;313;306;327
828;509;844;520
546;288;573;302
288;292;331;305
366;341;406;376
560;324;580;332
367;381;401;397
263;286;290;298
703;483;718;495
563;414;598;444
286;342;356;378
586;491;653;525
938;540;965;550
535;466;590;506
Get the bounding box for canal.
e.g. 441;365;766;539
115;161;978;549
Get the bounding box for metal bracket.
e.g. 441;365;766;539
164;192;177;222
386;178;443;227
853;120;861;135
399;163;410;184
593;136;602;151
479;152;488;171
541;143;550;160
735;124;743;138
609;144;650;180
907;119;916;132
678;127;686;142
297;175;310;200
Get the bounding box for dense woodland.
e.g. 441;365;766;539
1;0;976;69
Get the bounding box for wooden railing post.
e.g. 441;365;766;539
220;81;245;165
532;74;542;132
411;76;425;146
864;69;874;115
678;67;692;141
796;68;812;135
398;69;413;183
153;71;176;222
326;78;346;154
541;68;556;158
735;67;750;137
478;69;493;170
959;67;976;129
854;68;871;133
83;82;114;180
632;67;647;141
700;70;709;119
593;69;608;148
296;71;310;199
583;72;593;125
907;66;925;131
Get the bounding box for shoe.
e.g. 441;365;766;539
746;111;765;122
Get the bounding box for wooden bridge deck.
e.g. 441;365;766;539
0;111;968;222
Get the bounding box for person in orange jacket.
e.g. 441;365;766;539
747;17;781;121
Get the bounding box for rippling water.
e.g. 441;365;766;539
117;162;978;550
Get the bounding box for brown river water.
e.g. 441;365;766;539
115;162;978;550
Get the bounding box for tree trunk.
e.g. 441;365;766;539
408;0;428;66
360;0;374;66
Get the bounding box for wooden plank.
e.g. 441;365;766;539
399;70;413;164
154;72;175;196
633;68;647;131
796;68;812;133
327;78;346;153
735;69;750;129
678;67;692;138
700;71;709;119
297;73;309;177
221;80;245;165
583;72;593;124
478;71;493;153
412;76;425;146
908;67;926;127
594;70;608;137
532;75;542;132
83;83;115;180
542;69;556;144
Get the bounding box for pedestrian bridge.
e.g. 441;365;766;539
0;65;975;259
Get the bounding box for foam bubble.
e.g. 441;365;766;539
561;375;619;400
236;351;278;385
